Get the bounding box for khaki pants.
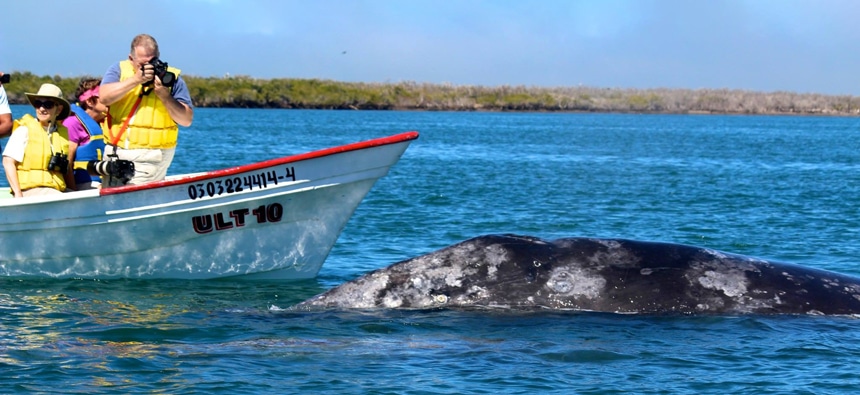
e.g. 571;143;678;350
22;187;63;197
104;146;175;186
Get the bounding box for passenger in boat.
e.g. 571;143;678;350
62;78;107;190
2;84;73;197
0;71;12;138
99;33;193;186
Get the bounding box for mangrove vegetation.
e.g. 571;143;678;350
3;71;858;115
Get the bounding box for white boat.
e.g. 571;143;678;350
0;132;419;280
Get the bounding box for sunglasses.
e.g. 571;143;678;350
33;100;57;110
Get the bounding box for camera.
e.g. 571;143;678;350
0;74;9;84
47;153;69;174
87;159;136;184
142;57;176;88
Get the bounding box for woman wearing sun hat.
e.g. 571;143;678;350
2;83;74;197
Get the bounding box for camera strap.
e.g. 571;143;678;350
46;121;58;155
109;92;145;147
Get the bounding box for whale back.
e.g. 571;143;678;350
295;234;860;315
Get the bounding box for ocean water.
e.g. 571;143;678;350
2;107;860;393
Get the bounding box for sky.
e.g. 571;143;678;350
3;0;860;95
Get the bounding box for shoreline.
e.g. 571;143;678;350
3;71;859;116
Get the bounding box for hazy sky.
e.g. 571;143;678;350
3;0;859;95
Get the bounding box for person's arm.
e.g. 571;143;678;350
100;77;144;106
3;126;28;197
66;142;79;191
3;156;22;198
0;113;11;137
64;161;76;191
99;62;148;106
0;84;12;137
153;77;193;127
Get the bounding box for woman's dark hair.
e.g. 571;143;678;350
74;77;102;109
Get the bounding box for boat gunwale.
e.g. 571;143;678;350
99;131;419;196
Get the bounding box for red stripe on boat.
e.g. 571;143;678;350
99;131;419;196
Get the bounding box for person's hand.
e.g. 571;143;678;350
153;75;171;97
138;63;155;85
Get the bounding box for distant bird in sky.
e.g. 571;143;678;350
342;51;347;55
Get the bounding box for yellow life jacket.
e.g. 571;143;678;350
106;60;181;149
14;114;69;191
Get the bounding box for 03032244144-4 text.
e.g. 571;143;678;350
187;167;297;200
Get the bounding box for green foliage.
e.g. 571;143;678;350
2;72;81;104
3;71;859;115
625;93;664;111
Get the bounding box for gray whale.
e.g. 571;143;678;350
294;234;860;315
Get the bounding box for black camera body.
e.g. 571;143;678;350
47;153;69;174
87;159;136;184
143;58;176;88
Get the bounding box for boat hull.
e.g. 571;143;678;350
0;132;418;280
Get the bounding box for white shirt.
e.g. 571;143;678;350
3;124;28;162
0;86;11;115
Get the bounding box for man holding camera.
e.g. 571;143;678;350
99;34;193;186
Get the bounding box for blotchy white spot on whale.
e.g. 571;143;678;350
325;271;393;309
482;244;509;280
590;239;641;268
382;293;404;308
698;269;748;297
546;267;606;299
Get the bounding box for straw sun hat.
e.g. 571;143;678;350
25;83;71;120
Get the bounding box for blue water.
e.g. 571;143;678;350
3;107;860;393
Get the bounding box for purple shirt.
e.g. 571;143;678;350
102;62;193;106
63;114;91;146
